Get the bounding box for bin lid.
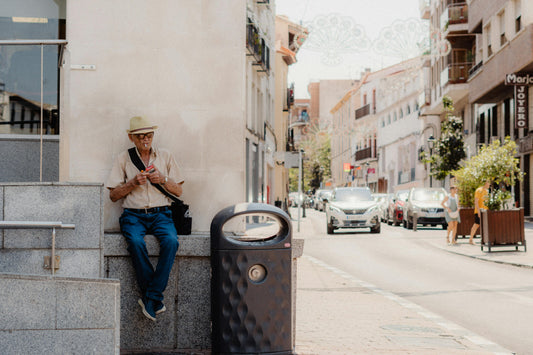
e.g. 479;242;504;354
210;203;292;250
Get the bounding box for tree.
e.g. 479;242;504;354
426;96;466;181
288;128;331;193
453;137;523;207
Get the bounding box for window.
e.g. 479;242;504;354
387;114;391;125
0;0;66;135
393;112;397;121
499;11;506;46
399;109;404;119
515;0;522;33
485;23;493;57
407;105;411;114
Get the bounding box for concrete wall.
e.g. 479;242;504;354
0;134;59;182
0;273;120;355
0;183;104;278
61;0;248;233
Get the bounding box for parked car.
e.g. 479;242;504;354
372;193;390;223
387;189;409;226
403;187;447;230
326;187;381;234
314;189;332;211
288;192;309;207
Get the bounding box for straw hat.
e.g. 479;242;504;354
127;116;158;134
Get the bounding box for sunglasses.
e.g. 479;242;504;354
133;132;154;140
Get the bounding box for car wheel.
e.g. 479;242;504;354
327;223;334;234
387;218;392;225
442;223;448;230
371;223;381;234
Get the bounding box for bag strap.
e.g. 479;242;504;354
127;148;181;204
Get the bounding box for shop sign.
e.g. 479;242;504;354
515;85;528;130
505;73;533;85
505;73;530;130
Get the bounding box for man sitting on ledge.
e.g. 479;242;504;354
106;116;184;321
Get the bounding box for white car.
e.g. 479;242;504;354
403;187;447;230
326;187;381;234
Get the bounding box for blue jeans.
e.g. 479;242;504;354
119;208;179;302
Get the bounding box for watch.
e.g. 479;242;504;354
163;176;168;185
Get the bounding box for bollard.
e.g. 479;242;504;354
210;203;293;354
413;212;418;231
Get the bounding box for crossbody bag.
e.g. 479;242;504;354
128;148;192;235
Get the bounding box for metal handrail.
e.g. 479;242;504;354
0;221;75;275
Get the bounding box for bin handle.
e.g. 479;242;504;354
210;203;291;246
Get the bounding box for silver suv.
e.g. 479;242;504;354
403;187;447;230
326;187;381;234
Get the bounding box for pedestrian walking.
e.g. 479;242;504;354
106;116;184;321
442;186;460;245
469;180;491;245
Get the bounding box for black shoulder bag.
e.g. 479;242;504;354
128;148;192;235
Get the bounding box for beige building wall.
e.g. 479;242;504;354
61;0;254;232
317;80;357;130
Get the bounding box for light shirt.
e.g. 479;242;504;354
474;186;488;214
106;146;183;209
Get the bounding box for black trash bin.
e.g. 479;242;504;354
210;203;293;355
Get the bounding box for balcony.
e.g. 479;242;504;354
441;62;472;85
355;103;371;120
441;2;468;33
468;60;483;77
246;20;270;74
355;147;374;161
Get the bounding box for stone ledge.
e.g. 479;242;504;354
105;233;304;259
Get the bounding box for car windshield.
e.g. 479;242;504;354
334;189;372;202
396;191;409;201
412;189;445;201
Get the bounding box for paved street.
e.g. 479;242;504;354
292;207;533;354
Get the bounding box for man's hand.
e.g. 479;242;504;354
147;167;164;185
134;171;150;185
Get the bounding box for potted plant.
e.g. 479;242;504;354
454;138;525;251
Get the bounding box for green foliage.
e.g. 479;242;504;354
427;115;466;181
485;189;511;211
453;137;523;207
289;130;331;193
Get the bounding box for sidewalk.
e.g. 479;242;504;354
292;213;523;354
423;222;533;269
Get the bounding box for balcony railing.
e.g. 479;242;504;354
355;147;374;161
246;20;270;74
441;2;468;31
468;60;483;77
355;103;371;120
441;62;473;85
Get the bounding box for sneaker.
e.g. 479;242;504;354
138;298;156;322
155;301;166;315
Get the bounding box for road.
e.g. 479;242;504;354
294;207;533;355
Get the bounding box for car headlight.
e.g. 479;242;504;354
411;205;420;212
366;205;379;214
329;205;342;213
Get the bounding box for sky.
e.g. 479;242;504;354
275;0;423;98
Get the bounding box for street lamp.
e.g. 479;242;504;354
427;135;436;187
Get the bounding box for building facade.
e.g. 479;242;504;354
0;0;283;232
467;0;532;214
273;15;307;209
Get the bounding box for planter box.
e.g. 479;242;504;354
480;208;526;252
456;207;479;238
